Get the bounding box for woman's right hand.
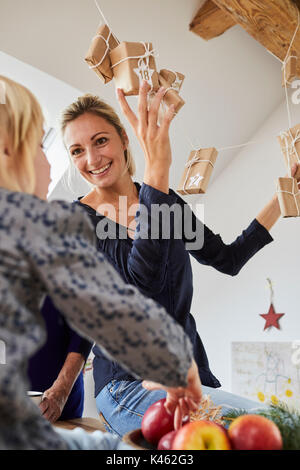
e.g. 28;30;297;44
116;80;175;194
142;359;203;430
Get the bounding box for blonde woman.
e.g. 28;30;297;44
0;75;202;450
60;80;297;437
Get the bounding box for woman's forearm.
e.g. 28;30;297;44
256;193;281;232
144;166;170;194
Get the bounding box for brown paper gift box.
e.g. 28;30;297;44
109;42;159;95
277;123;300;179
177;148;218;195
159;69;185;93
277;177;300;217
158;73;185;114
282;49;298;87
85;24;119;84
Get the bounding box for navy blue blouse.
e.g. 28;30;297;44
27;296;93;420
77;183;274;396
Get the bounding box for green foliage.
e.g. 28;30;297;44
223;401;300;450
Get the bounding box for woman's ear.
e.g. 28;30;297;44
121;130;129;150
4;146;11;157
0;135;12;158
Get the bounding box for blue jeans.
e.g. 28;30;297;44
96;379;266;437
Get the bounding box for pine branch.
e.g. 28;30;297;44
223;401;300;450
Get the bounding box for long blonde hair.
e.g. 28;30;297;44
0;76;43;193
61;94;136;177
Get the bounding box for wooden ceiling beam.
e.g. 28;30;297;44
211;0;300;75
189;0;237;40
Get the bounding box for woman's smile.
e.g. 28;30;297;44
89;161;112;177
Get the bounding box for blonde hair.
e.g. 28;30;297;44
61;94;135;177
0;75;43;193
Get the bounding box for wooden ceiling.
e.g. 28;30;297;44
190;0;300;75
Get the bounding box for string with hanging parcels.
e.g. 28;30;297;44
269;7;300;217
177;6;300;197
86;1;300;200
85;0;186;106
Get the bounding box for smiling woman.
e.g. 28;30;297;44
53;80;281;439
66;115;127;185
61;94;140;235
61;94;135;181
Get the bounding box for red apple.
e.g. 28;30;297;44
141;399;174;445
228;414;283;450
172;420;231;450
157;430;178;450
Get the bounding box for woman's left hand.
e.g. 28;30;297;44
39;386;68;423
291;163;300;186
116;80;175;193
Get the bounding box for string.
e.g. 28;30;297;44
217;139;261;152
269;6;300;128
94;0;120;45
284;7;300;66
266;278;274;303
89;30;112;69
111;42;157;69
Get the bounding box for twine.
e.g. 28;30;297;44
266;278;274;303
94;0;120;45
161;71;183;103
164;70;183;93
281;7;299;128
89;29;113;69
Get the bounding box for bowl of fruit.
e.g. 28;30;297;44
123;397;294;451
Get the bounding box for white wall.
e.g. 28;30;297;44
0;51;83;191
189;93;300;393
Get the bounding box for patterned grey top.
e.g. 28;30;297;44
0;188;193;450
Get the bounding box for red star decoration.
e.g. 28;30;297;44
260;303;285;330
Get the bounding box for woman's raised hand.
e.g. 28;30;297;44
116;80;175;194
142;359;203;430
291;163;300;187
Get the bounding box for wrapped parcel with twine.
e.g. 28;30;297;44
282;49;298;87
85;24;119;84
109;42;159;95
158;69;185;114
277;177;300;218
278;123;300;180
177;148;218;195
160;69;185;93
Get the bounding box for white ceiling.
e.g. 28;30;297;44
0;0;285;188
